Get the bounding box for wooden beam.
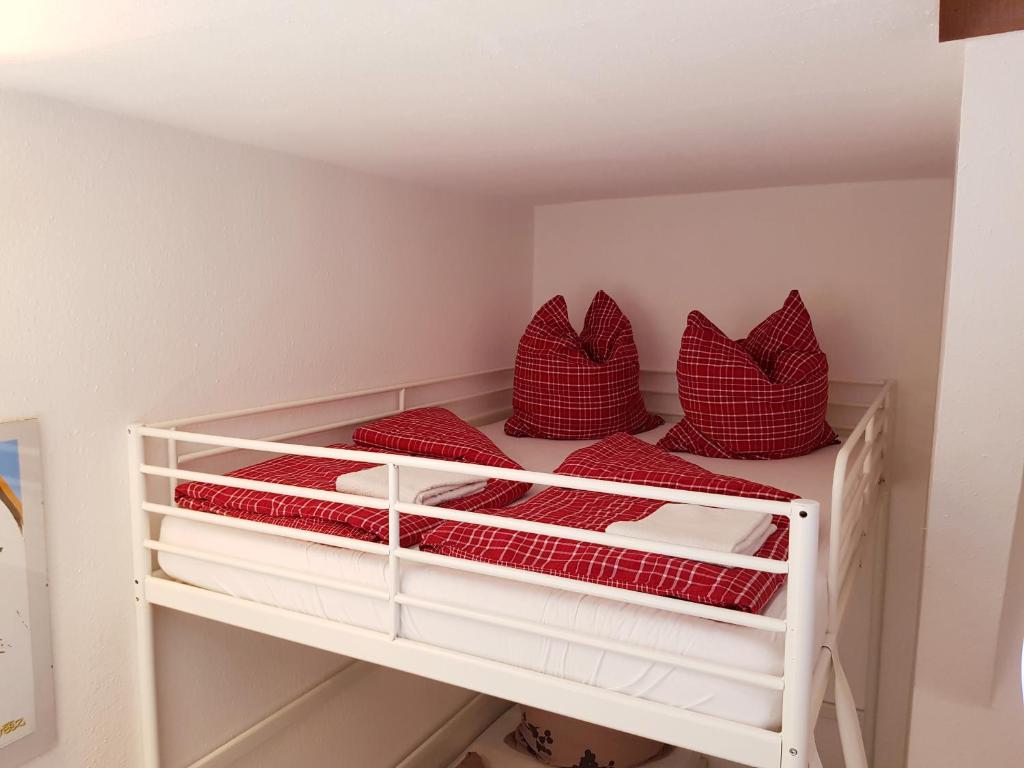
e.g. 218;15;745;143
940;0;1024;42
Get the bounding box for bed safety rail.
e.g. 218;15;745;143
128;369;892;768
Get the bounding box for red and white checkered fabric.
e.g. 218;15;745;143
505;291;663;440
657;290;838;460
353;407;519;468
421;433;796;613
175;408;530;547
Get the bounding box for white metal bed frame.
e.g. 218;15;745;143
128;369;893;768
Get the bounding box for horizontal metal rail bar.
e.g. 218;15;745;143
395;501;789;574
178;385;512;465
149;370;878;430
831;495;888;637
145;540;390;600
148;366;513;429
837;538;868;621
828;400;878;410
842;456;872;507
836;494;881;594
396;548;787;633
828;381;893;627
839;457;884;571
861;441;885;479
140;464;390;509
138;429;793;515
644;369;887;388
834;484;890;632
145;501;786;632
142;503;390;555
178;409;402;465
643;394;876;414
838;495;867;561
144;463;792;577
395;594;785;690
833;384;891;474
148;507;790;665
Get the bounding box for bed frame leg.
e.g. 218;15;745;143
129;426;161;767
136;600;161;768
781;500;820;768
833;652;868;768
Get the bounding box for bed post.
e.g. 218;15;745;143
128;425;161;767
387;462;401;639
781;499;820;767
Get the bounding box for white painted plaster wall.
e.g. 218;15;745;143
907;31;1024;767
0;90;533;767
2;82;978;768
533;179;955;766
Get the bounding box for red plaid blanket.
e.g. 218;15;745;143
421;433;797;613
175;408;530;547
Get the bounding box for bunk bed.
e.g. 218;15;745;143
127;368;893;768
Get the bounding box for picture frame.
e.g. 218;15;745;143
0;419;55;766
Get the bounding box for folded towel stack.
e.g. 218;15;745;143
336;465;486;506
605;503;776;556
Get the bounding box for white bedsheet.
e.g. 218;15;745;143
158;420;841;729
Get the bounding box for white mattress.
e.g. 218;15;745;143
158;420;840;729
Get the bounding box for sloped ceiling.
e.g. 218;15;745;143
0;1;963;201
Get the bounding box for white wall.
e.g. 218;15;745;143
534;179;954;767
0;90;533;768
3;82;978;768
907;31;1024;767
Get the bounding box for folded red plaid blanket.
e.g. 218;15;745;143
174;408;530;547
420;433;797;613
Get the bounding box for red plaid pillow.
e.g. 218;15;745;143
658;290;838;459
505;291;663;439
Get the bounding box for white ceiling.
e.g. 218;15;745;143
0;1;963;202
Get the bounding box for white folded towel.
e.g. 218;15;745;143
605;503;776;556
336;465;486;506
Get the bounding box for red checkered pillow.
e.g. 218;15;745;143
658;290;838;459
505;291;663;439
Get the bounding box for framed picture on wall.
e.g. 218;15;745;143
0;420;55;766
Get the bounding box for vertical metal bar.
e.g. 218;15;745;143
128;425;161;768
781;499;820;767
387;463;401;640
167;427;178;506
398;387;407;412
828;455;849;633
862;479;891;761
865;384;894;758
